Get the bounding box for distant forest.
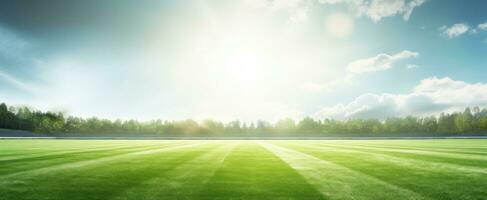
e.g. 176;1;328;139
1;102;487;137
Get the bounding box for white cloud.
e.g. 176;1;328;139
440;23;470;38
407;64;419;69
249;0;426;22
402;0;425;20
304;50;417;93
289;7;309;22
314;77;487;119
364;0;425;22
347;50;418;74
439;22;487;41
478;22;487;30
248;0;312;23
319;0;426;22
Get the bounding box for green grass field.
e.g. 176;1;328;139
1;139;487;200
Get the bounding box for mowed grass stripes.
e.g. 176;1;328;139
0;139;486;200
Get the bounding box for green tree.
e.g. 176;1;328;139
455;108;473;133
297;117;321;135
275;118;296;135
421;116;438;133
438;113;456;133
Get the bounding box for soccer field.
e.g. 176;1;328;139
1;140;486;200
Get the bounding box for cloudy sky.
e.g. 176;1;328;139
1;0;487;122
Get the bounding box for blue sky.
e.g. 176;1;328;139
1;0;487;122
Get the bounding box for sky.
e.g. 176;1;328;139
1;0;487;122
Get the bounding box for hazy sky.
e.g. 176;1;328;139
1;0;487;122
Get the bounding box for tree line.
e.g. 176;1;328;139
1;102;487;136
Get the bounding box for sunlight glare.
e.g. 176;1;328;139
226;49;262;83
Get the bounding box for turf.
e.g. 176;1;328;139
0;140;486;200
